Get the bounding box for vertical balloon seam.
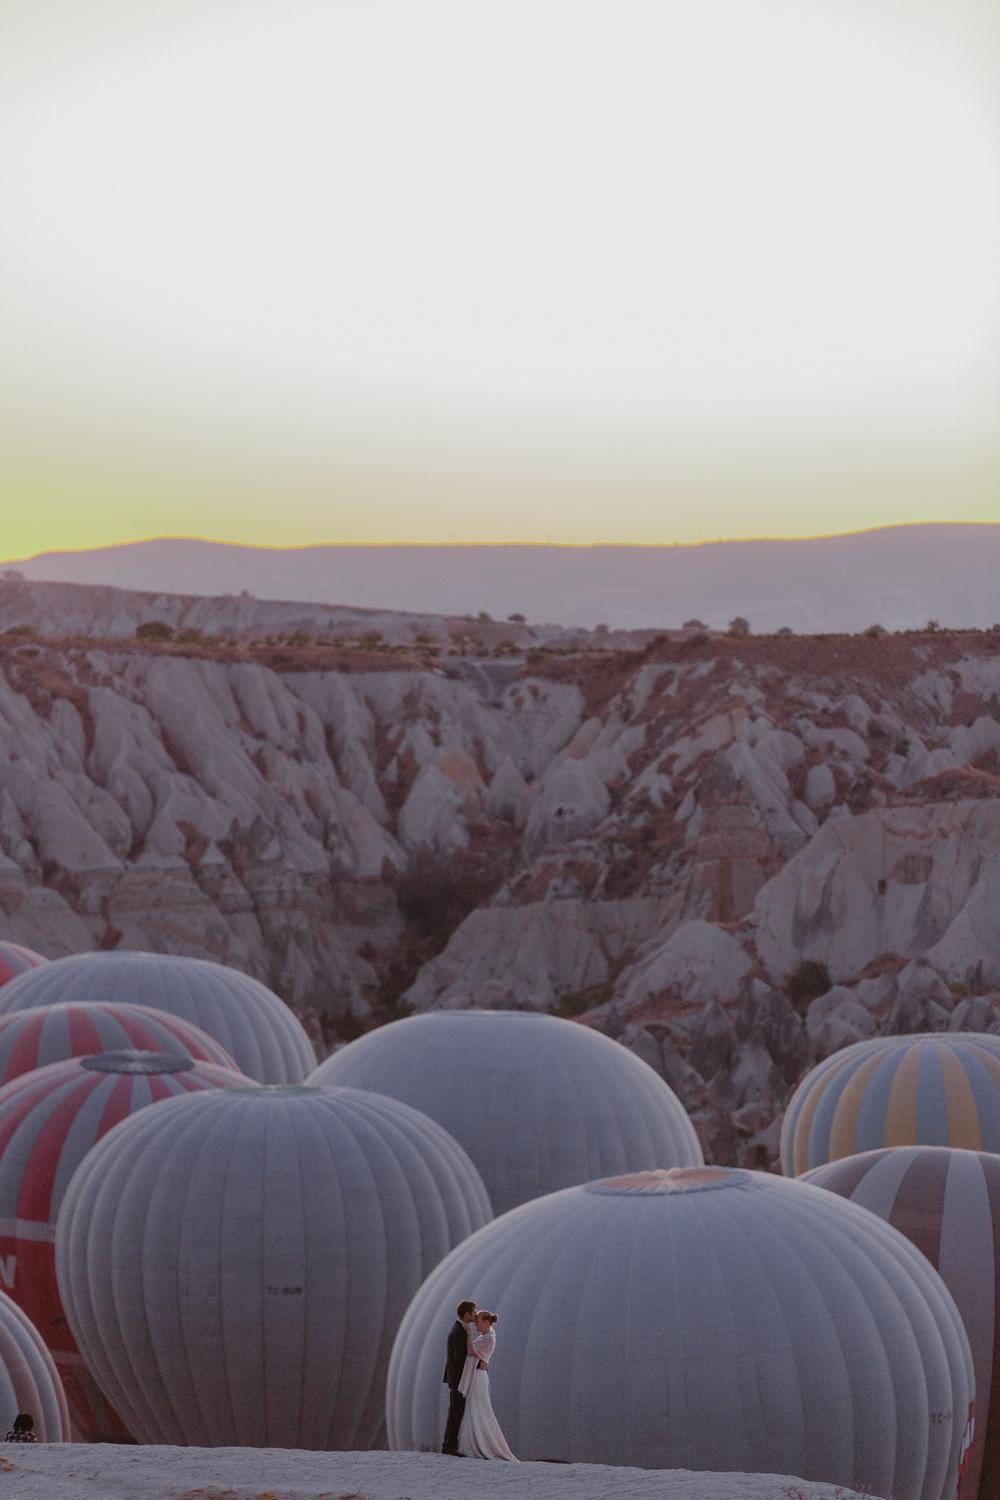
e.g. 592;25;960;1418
334;1094;397;1447
291;1093;332;1449
296;1090;341;1448
788;1047;860;1174
128;1099;210;1442
167;1095;227;1444
108;1103;175;1442
933;1042;980;1150
355;1098;448;1292
357;1098;424;1447
711;1192;780;1474
738;1191;817;1479
842;1189;969;1497
220;970;262;1082
501;1190;590;1459
979;1153;1000;1495
556;1189;622;1462
62;1117;142;1437
774;1192;911;1496
402;1096;490;1226
934;1150;989;1499
196;1098;242;1446
312;1094;354;1449
794;1180;951;1491
952;1042;1000;1146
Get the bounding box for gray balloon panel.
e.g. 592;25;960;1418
0;952;316;1083
56;1086;490;1449
312;1010;703;1215
387;1169;971;1500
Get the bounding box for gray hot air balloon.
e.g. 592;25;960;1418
0;1291;71;1443
55;1084;492;1449
0;951;315;1083
0;1049;248;1441
310;1010;703;1214
387;1166;973;1500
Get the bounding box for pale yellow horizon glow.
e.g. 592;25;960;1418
2;0;999;557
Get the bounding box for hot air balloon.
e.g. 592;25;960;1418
0;942;45;990
55;1084;491;1449
806;1145;1000;1499
310;1009;703;1214
0;1049;247;1439
0;951;315;1083
781;1032;1000;1175
387;1166;973;1500
0;1290;70;1443
0;1001;241;1087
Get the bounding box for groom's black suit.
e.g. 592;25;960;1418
442;1318;469;1454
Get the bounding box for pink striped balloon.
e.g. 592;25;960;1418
807;1146;1000;1500
0;942;46;991
0;1050;249;1441
0;1002;241;1087
0;1289;70;1442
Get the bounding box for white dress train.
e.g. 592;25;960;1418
457;1330;518;1460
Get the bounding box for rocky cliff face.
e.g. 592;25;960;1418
7;594;1000;1164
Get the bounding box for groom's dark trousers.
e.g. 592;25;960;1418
442;1319;468;1453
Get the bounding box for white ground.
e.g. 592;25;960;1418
0;1445;884;1499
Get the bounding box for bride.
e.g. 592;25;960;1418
457;1310;518;1461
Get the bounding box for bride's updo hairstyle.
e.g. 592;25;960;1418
479;1311;498;1326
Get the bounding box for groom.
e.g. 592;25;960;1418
441;1297;477;1456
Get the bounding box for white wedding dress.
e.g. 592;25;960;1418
457;1329;518;1461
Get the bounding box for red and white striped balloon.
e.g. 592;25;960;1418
0;942;46;991
0;1050;249;1441
0;1288;71;1442
0;1001;241;1088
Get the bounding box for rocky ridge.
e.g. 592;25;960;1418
6;581;1000;1163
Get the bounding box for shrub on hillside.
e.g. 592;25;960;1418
396;846;503;952
785;959;832;1011
135;621;174;642
727;617;751;638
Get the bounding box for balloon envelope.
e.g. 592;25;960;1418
55;1084;492;1450
311;1009;703;1214
0;941;45;990
781;1032;1000;1175
0;1000;241;1086
0;951;315;1083
387;1166;972;1500
0;1289;70;1443
0;1049;247;1439
806;1145;1000;1500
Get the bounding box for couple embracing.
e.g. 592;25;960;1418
441;1298;517;1461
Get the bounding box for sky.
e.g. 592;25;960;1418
2;0;999;557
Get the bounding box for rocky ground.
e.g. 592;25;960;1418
6;577;1000;1165
0;1445;884;1499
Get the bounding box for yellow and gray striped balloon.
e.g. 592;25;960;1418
781;1032;1000;1177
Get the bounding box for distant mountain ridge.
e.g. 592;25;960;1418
7;524;1000;632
